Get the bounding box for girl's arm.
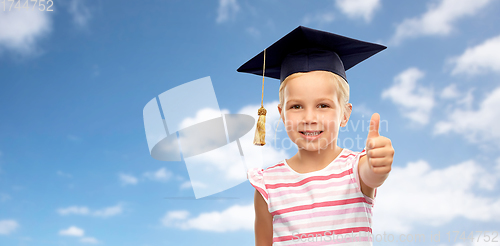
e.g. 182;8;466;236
358;113;394;198
254;189;273;246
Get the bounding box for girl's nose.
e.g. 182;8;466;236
302;108;318;124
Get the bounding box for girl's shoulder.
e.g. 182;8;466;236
264;160;287;171
247;159;286;177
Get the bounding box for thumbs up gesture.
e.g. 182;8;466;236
366;113;394;175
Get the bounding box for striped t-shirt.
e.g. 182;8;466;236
247;148;376;246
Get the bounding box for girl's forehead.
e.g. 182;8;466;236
285;73;338;93
284;81;338;102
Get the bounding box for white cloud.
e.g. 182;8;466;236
440;83;460;99
473;232;500;246
440;84;475;110
0;10;52;56
143;167;172;182
68;0;92;28
162;210;190;223
352;103;373;117
335;0;380;22
92;204;123;218
450;35;500;75
179;181;192;189
374;159;500;234
58;226;100;243
434;86;500;147
179;107;229;130
390;0;494;44
179;181;207;190
302;12;335;25
161;204;254;232
80;236;99;244
439;84;476;112
58;206;90;216
216;0;240;23
382;68;434;125
0;220;19;235
59;226;84;237
456;88;475;109
57;204;123;218
119;173;138;185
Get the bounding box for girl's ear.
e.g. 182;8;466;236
341;103;353;127
277;104;285;124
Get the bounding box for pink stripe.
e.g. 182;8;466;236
266;163;285;170
271;187;359;208
271;197;368;216
292;236;372;246
265;153;356;177
266;167;288;173
274;226;372;243
274;207;371;224
265;158;353;181
268;179;354;198
266;170;352;189
266;154;355;177
274;217;370;233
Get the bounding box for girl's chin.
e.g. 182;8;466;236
297;143;335;152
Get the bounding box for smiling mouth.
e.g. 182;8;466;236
299;131;323;136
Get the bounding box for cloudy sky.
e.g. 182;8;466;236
1;0;500;245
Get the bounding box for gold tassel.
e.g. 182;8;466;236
253;106;267;146
253;49;267;146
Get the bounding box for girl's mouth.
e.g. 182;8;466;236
299;131;323;140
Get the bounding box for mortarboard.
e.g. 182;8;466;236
237;26;387;146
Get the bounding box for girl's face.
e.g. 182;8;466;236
278;71;345;152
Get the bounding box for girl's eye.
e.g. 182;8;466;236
290;104;330;109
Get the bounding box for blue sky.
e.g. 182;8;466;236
1;0;500;245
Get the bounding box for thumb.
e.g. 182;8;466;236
367;113;380;139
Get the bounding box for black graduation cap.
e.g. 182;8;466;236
239;26;387;146
237;25;387;83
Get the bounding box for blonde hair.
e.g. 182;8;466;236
279;71;350;117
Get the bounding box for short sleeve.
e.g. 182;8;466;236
247;167;270;209
352;147;376;206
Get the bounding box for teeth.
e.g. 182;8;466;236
303;131;321;136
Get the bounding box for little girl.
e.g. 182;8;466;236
238;26;395;246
